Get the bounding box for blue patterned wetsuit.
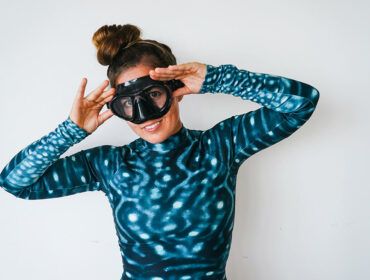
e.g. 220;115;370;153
0;64;319;280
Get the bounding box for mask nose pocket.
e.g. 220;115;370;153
133;97;156;122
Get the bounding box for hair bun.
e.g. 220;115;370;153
92;24;141;66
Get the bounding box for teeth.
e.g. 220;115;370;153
145;121;160;129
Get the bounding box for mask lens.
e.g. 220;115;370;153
145;86;168;109
112;96;133;118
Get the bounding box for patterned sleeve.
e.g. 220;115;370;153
0;117;105;200
198;63;320;172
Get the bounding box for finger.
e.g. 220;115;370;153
156;64;190;71
154;67;185;72
174;75;189;80
75;78;87;101
149;70;175;78
149;72;175;79
95;88;115;103
85;92;114;109
101;94;115;105
149;75;173;81
85;80;110;101
150;73;177;79
151;68;193;77
150;71;190;80
97;109;114;126
168;63;195;71
94;93;115;107
172;87;190;97
152;67;191;75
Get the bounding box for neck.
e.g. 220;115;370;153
171;120;183;137
137;122;192;153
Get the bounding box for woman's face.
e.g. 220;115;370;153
116;64;184;144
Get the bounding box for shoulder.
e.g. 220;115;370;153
81;144;133;165
196;116;236;143
83;144;126;156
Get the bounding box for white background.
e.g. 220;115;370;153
0;0;369;279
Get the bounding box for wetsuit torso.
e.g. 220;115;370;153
0;63;319;280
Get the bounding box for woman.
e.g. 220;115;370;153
0;24;319;280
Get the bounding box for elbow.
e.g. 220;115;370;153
306;86;320;118
285;86;320;125
0;184;30;200
295;82;320;116
302;79;320;108
0;176;34;200
310;86;320;108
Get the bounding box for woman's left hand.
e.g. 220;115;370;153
149;62;207;97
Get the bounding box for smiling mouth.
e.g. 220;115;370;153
142;119;162;131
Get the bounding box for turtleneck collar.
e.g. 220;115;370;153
137;123;192;153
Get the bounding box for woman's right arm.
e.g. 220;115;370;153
0;117;96;199
0;78;116;199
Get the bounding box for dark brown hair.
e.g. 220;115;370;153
92;23;177;87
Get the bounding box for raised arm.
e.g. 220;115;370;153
0;77;118;199
198;63;320;171
0;117;101;199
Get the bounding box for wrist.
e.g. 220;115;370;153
198;64;222;94
64;116;91;143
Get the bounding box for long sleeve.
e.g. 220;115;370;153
198;63;320;172
0;117;104;200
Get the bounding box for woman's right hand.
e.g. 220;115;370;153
69;78;116;134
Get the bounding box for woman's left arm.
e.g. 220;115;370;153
198;63;320;171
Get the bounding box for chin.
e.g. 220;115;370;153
137;118;170;142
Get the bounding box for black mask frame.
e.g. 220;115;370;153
107;75;185;124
